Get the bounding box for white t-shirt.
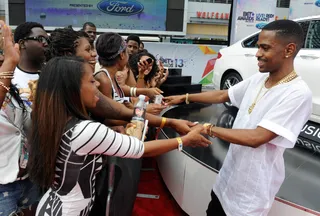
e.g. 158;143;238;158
12;66;39;104
213;73;312;216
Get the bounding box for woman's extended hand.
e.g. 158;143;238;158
146;87;163;99
146;103;167;115
164;95;185;106
182;124;212;147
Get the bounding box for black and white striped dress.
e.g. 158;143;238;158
36;118;144;216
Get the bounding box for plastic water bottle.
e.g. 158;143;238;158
131;95;147;140
132;95;147;122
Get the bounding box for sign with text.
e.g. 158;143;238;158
25;0;167;31
289;0;320;19
145;43;223;85
230;0;277;44
196;11;230;20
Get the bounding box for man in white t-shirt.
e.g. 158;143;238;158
164;20;312;216
12;22;49;104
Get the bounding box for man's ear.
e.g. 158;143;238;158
19;39;26;49
285;43;296;58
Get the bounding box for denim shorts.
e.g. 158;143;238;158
0;178;41;216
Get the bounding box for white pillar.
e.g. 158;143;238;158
4;0;9;25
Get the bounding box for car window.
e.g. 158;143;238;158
242;34;259;48
297;21;310;49
305;20;320;49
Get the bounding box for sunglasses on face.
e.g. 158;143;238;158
24;36;50;45
86;31;96;34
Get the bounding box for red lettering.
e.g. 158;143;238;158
197;11;231;19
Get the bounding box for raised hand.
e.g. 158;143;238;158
0;21;20;68
138;58;153;76
157;67;169;87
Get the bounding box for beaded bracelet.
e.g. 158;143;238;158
0;81;10;92
0;71;14;76
0;76;14;79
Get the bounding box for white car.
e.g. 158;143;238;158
213;15;320;123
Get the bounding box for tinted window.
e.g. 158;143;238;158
305;20;320;49
242;34;259;48
298;21;310;49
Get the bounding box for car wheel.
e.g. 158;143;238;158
221;71;243;108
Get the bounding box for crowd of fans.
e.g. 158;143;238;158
0;20;211;216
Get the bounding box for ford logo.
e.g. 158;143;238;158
315;0;320;7
256;22;267;29
97;0;144;16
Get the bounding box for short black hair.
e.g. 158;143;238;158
48;28;89;60
82;22;96;30
126;34;141;46
14;22;44;43
262;20;304;53
96;32;125;67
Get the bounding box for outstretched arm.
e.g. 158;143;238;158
208;126;277;148
89;91;195;135
164;90;230;106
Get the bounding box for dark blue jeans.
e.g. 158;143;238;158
0;178;40;215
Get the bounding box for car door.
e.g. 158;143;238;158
240;33;260;76
295;19;320;123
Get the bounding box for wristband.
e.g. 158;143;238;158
204;123;216;137
176;137;183;151
133;87;137;97
185;93;189;104
160;117;167;129
130;87;134;97
0;76;14;79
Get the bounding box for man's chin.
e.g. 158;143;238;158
258;68;268;73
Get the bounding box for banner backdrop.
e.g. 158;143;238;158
289;0;320;19
230;0;277;44
145;43;223;85
25;0;167;31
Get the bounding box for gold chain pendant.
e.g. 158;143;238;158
247;71;298;115
248;103;256;114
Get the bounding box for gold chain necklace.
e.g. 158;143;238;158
248;71;298;114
